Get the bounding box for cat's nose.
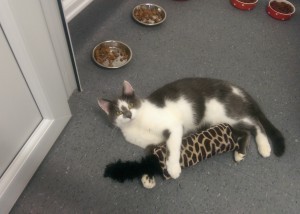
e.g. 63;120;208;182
123;111;132;119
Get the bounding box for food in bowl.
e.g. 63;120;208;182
92;41;132;69
132;3;166;26
270;0;294;14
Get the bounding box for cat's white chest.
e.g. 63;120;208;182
121;123;163;148
120;106;167;148
119;98;196;148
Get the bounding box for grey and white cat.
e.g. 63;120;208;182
99;78;285;179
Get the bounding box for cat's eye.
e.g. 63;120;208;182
116;111;123;116
128;103;134;109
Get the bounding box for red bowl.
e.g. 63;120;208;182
231;0;259;11
267;0;296;21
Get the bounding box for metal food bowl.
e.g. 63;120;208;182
132;3;166;26
92;40;132;69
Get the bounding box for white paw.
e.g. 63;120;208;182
166;160;181;179
234;151;245;162
141;174;156;189
256;133;271;158
258;143;271;158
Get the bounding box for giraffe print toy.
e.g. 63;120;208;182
104;123;242;189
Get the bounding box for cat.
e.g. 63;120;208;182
98;77;285;179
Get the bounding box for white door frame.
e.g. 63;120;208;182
0;0;75;212
43;0;82;95
62;0;94;23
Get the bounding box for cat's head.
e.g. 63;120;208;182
98;81;141;127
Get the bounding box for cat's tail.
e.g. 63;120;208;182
104;154;162;182
256;108;285;157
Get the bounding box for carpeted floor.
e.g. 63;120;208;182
11;0;300;213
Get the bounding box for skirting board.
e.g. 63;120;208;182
62;0;94;23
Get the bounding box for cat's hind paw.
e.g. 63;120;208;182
141;174;156;189
258;143;271;158
256;134;271;158
166;160;181;179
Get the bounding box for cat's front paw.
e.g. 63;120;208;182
166;160;181;179
234;151;245;162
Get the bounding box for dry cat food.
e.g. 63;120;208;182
94;45;129;67
270;1;294;14
134;6;163;24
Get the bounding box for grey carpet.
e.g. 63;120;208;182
12;0;300;213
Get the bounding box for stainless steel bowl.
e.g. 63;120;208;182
132;3;166;26
92;40;132;69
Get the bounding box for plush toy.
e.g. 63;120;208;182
104;123;241;189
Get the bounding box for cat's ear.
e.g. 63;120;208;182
98;98;111;115
123;80;134;96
